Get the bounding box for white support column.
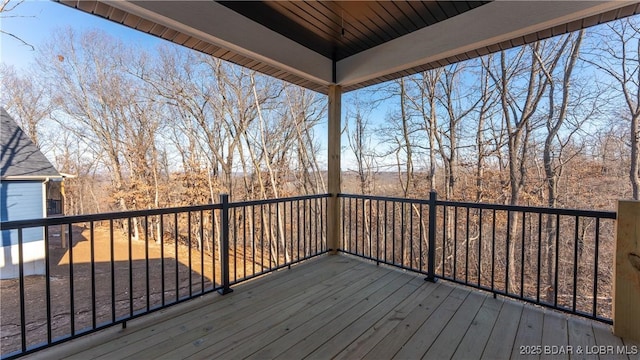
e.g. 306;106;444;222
327;85;342;254
613;200;640;343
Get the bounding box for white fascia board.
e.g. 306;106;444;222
108;1;333;86
1;176;63;181
336;1;633;87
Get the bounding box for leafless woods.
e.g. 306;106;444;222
1;17;638;214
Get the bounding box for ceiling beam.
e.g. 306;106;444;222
336;1;634;87
106;0;334;86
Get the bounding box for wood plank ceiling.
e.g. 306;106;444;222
218;1;488;61
61;1;640;94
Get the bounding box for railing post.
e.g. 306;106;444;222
426;191;438;283
218;194;233;295
613;200;640;342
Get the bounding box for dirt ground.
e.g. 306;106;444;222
0;225;264;356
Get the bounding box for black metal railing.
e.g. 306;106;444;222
338;192;617;324
0;190;618;358
0;194;328;359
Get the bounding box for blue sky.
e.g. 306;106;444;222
1;1;164;70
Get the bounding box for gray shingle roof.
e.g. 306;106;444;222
0;107;60;179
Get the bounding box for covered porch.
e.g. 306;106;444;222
2;1;640;359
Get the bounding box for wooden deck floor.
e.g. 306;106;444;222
30;255;638;360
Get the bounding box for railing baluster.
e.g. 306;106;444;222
506;210;511;295
267;203;271;266
427;191;437;282
252;205;257;276
128;218;133;318
454;207;458;280
465;207;470;284
401;201;405;267
392;201;396;265
234;207;238;280
593;217;600;318
90;221;96;329
349;197;353;254
491;209;496;293
174;212;179;302
554;214;560;307
478;209;483;288
384;201;388;263
320;197;324;252
297;200;301;260
211;210;216;290
521;211;525;299
244;206;248;277
368;199;372;259
410;202;414;269
110;219;116;320
442;205;447;278
289;201;293;262
219;194;232;295
361;198;365;256
261;204;265;272
303;200;307;259
573;216;579;313
188;212;192;298
145;216;150;309
355;198;359;255
419;203;423;272
160;215;166;303
200;211;204;295
44;225;52;344
536;213;542;304
376;200;380;265
68;223;75;335
18;228;26;353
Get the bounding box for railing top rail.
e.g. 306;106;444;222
229;193;330;208
436;200;617;219
338;193;431;205
338;193;617;219
0;193;332;230
0;203;222;229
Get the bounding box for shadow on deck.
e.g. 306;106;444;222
27;255;639;360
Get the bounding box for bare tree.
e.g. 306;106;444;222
536;31;591;302
407;68;443;191
0;0;34;50
434;63;480;200
485;40;567;292
0;65;51;149
346;96;377;194
583;18;640;199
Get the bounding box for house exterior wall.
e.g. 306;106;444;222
0;180;46;279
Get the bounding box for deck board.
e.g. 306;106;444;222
332;281;446;360
481;298;524;360
29;255;634;360
567;317;599;360
83;256;359;360
360;283;456;359
451;295;503;360
247;271;408;359
510;304;545;360
155;263;395;359
421;290;487;359
191;266;398;359
305;278;435;359
540;309;569;357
